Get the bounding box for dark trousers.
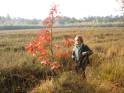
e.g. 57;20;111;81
75;60;87;79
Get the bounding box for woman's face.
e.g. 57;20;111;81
75;37;82;45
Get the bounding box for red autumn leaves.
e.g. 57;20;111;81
25;29;51;60
25;29;74;70
25;3;74;70
42;4;58;27
64;36;74;48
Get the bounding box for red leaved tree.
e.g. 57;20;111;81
25;3;74;70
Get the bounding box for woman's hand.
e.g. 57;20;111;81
82;51;88;56
82;50;93;56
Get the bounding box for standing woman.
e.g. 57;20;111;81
72;35;93;79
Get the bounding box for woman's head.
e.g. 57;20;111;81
74;35;83;45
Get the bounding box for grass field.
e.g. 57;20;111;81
0;27;124;93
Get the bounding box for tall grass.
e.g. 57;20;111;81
0;27;124;93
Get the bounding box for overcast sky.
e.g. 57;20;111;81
0;0;121;19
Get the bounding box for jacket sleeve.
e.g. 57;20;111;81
84;45;93;56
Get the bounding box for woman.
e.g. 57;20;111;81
72;35;93;79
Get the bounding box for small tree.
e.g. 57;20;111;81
25;3;74;70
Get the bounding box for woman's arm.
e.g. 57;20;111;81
82;45;93;56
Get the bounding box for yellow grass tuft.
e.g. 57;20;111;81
106;46;119;58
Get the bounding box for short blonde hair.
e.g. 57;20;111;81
74;35;83;43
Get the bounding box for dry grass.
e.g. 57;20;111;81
0;27;124;93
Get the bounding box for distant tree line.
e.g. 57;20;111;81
0;15;124;26
0;15;41;26
55;15;124;26
59;15;123;23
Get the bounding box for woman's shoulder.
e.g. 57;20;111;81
81;44;91;50
82;44;88;47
